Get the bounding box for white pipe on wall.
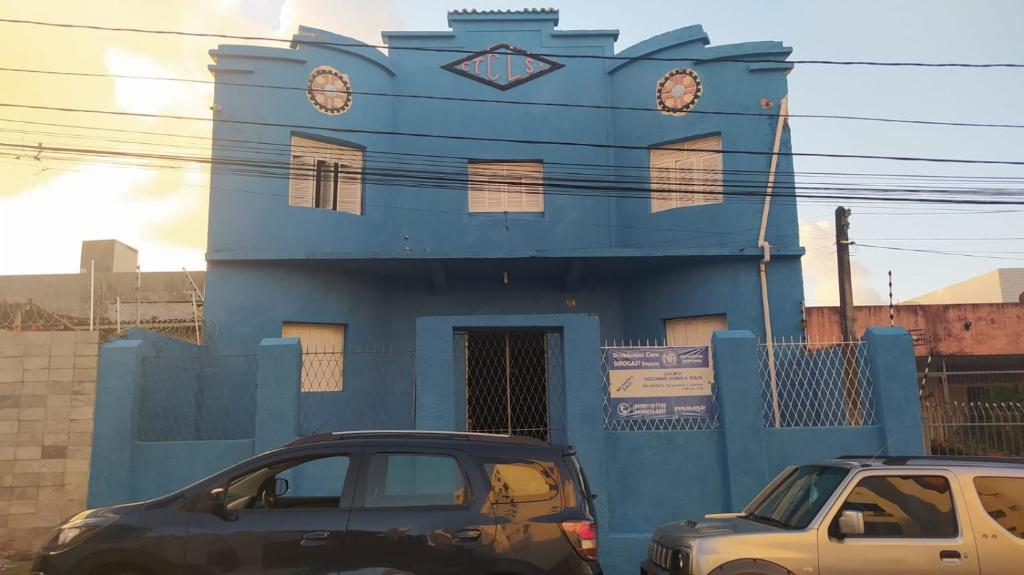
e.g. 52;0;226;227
759;96;789;428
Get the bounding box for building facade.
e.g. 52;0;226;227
88;11;925;573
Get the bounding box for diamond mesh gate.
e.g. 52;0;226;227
454;331;564;442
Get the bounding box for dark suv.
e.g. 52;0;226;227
33;431;602;574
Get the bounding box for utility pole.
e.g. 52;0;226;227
835;206;862;424
835;207;855;341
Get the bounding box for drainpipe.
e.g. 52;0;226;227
759;96;789;428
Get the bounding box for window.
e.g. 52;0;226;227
282;323;344;391
289;135;363;214
839;475;958;538
225;455;350;511
468;161;543;213
650;134;723;213
486;461;559;503
665;314;727;347
746;465;849;529
364;453;467;508
974;476;1024;539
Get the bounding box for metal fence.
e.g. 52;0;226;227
601;342;720;432
298;348;416;435
758;339;877;428
922;401;1024;456
137;353;258;441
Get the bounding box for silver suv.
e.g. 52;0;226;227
642;455;1024;575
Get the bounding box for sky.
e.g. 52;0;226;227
0;0;1021;305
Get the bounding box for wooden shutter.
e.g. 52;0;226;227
468;162;543;213
650;148;676;213
334;148;363;215
282;322;345;391
289;137;314;207
650;134;723;212
665;315;727;346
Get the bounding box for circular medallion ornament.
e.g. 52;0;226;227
307;66;352;115
656;69;702;116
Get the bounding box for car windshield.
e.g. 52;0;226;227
744;465;848;530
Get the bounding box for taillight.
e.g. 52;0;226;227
560;519;598;561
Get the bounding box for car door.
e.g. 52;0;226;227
343;446;497;574
818;469;980;575
184;447;359;574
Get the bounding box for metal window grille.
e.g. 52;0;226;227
137;353;257;441
297;347;416;435
922;401;1024;456
601;341;721;432
454;331;565;442
758;339;877;428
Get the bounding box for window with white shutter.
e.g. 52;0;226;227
468;161;543;213
665;315;727;347
288;136;363;215
650;134;723;213
282;322;345;391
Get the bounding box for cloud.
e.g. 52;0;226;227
801;218;885;306
103;46;213;117
276;0;402;44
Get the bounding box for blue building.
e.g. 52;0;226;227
90;10;924;574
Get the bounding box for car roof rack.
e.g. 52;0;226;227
284;430;548;448
838;454;1024;466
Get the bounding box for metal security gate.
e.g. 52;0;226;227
455;331;562;442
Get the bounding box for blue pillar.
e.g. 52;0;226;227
89;339;153;507
255;337;302;453
712;330;769;510
864;327;923;455
414;317;459;431
562;315;610;529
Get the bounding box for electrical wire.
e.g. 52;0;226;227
2;66;1022;130
2;17;1023;68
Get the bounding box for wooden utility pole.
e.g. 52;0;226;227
835;206;862;424
835;207;855;341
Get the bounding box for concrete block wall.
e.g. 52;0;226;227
0;330;99;556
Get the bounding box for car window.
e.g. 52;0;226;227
364;453;468;508
225;454;350;511
486;461;558;503
974;476;1024;539
746;465;848;529
840;475;958;538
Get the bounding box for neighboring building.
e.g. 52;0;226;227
806;303;1024;403
0;240;206;341
908;268;1024;304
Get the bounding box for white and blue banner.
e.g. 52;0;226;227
606;347;715;420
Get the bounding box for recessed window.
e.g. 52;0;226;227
665;314;727;347
289;135;363;214
468;161;543;213
282;322;344;392
650;134;723;213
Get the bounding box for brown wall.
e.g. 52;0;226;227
0;331;97;556
805;303;1024;356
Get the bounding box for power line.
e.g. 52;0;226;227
855;243;1024;262
3;66;1022;130
4;117;1024;191
6;140;1024;208
2;17;1023;68
3;102;1024;168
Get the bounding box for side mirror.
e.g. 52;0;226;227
275;477;289;497
837;510;865;538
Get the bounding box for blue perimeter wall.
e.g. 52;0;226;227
90;326;922;575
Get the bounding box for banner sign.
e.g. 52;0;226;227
606;347;715;420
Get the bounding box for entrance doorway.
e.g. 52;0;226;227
461;331;553;441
